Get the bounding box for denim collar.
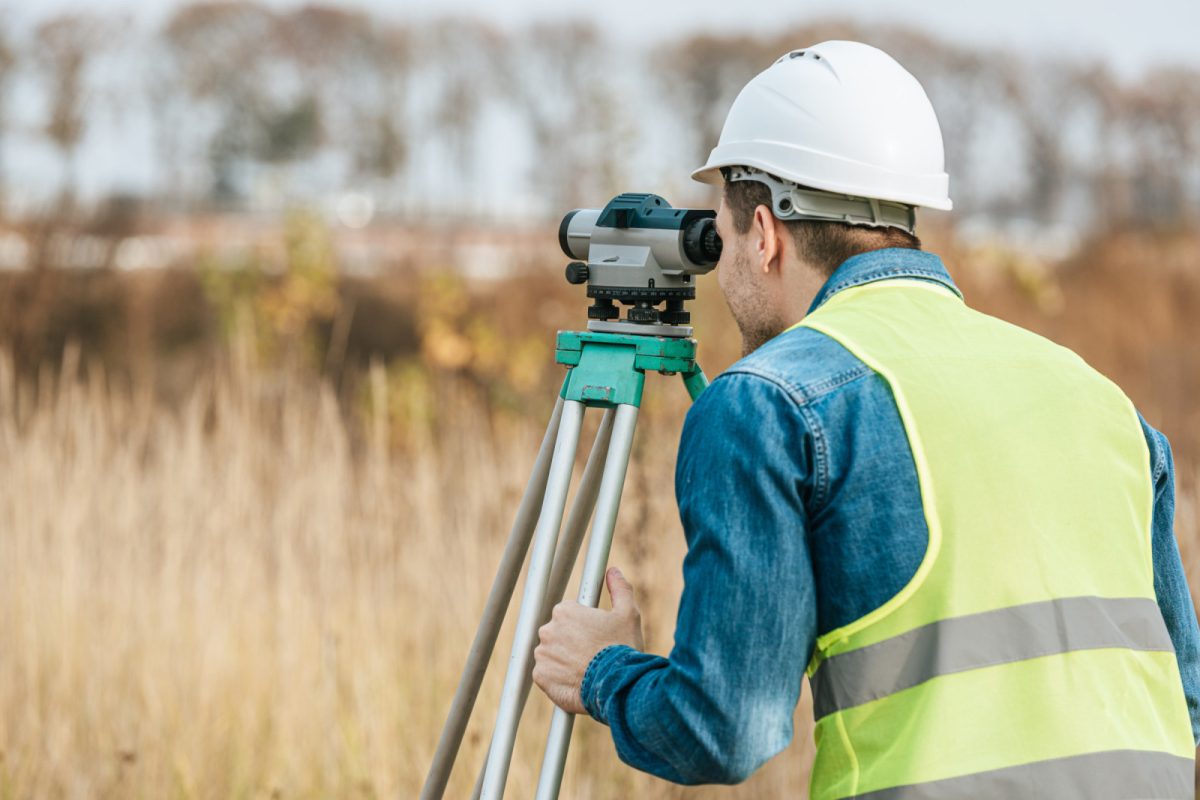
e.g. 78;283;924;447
806;248;962;315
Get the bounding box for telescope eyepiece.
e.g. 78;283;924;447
683;217;723;267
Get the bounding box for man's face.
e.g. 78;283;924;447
714;197;784;357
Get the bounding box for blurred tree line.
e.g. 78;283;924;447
0;3;1195;232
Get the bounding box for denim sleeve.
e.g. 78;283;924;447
1139;414;1200;746
580;372;818;784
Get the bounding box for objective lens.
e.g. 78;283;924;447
558;209;582;258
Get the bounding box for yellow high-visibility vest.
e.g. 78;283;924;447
793;278;1194;799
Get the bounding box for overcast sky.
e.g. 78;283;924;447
9;0;1200;79
4;0;1196;214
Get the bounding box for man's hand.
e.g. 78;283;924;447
533;567;645;715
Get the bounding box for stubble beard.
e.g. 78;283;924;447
726;249;785;357
738;322;779;357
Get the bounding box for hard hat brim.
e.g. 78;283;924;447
690;164;724;186
690;144;952;211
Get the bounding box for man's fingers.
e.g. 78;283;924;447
605;567;638;615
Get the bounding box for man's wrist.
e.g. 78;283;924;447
580;643;638;723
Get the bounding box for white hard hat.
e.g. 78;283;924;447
691;41;952;211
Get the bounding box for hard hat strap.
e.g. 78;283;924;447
724;166;917;235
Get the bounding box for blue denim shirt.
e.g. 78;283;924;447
580;248;1200;785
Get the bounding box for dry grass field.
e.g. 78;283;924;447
0;225;1197;798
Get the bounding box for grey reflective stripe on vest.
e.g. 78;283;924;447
849;749;1195;799
812;596;1174;720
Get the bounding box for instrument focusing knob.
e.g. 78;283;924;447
564;261;589;285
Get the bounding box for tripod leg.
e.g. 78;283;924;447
469;408;616;800
544;407;616;637
421;397;565;800
481;400;587;799
535;403;640;800
681;365;709;401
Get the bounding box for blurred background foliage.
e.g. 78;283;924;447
0;7;1196;226
0;4;1195;434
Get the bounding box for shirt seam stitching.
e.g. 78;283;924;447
813;268;962;311
582;644;626;721
1150;429;1167;485
721;363;874;406
707;370;835;507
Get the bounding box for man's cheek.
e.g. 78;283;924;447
716;249;739;294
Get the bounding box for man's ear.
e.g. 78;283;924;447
752;204;785;275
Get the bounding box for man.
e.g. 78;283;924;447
532;41;1200;798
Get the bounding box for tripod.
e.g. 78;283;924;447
422;324;708;799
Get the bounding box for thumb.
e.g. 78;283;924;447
606;567;637;615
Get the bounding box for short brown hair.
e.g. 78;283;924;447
723;178;921;277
